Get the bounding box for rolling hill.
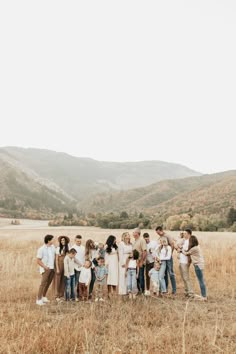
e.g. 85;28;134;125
0;146;200;203
0;157;75;218
83;170;236;219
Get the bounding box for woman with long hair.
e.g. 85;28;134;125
105;235;119;297
85;239;96;299
118;232;132;295
55;235;70;301
183;235;207;301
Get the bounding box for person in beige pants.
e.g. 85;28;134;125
178;228;194;297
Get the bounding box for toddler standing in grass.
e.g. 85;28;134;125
94;257;108;302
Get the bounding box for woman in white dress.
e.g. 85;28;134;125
105;235;119;297
118;232;132;295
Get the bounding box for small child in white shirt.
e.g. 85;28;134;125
174;232;185;259
78;260;92;301
148;261;161;296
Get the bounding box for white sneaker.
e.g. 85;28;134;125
36;299;45;306
95;298;99;302
42;297;50;303
145;290;150;296
99;298;105;302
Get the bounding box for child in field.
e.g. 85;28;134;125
64;248;77;301
174;232;185;259
182;235;207;301
148;261;161;296
78;260;92;301
125;250;139;299
94;257;108;302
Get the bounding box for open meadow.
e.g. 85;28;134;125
0;219;235;354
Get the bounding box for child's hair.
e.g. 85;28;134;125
132;249;139;260
85;260;92;267
154;261;161;268
98;242;104;248
69;248;77;255
44;235;54;244
97;256;105;262
188;235;199;250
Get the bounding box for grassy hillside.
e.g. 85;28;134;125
0;147;201;202
0;158;75;218
84;171;236;219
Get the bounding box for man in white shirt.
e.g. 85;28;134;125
36;235;55;306
71;235;85;299
143;232;158;296
178;228;194;297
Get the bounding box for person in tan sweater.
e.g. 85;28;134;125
183;235;207;301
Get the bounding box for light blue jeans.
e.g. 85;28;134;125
159;261;167;293
194;265;207;297
127;269;138;294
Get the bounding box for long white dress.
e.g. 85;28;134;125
105;247;119;286
118;242;133;294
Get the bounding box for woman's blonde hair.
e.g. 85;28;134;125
121;232;131;244
159;236;169;256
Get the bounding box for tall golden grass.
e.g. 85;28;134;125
0;225;235;353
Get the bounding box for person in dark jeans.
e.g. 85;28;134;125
155;226;176;294
132;228;147;294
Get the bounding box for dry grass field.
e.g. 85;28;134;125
0;219;235;354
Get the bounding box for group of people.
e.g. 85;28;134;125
36;226;207;306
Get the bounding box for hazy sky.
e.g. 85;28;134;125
0;1;235;174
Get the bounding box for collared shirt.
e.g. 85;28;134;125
146;240;159;263
133;237;147;260
37;244;55;274
71;244;85;271
179;239;189;264
64;255;76;277
95;265;108;284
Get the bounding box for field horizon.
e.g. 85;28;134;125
0;220;235;353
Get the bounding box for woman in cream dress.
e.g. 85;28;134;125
118;232;132;295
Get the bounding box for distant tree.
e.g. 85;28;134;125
227;208;236;226
120;211;129;219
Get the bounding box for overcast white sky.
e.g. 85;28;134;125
0;1;235;174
